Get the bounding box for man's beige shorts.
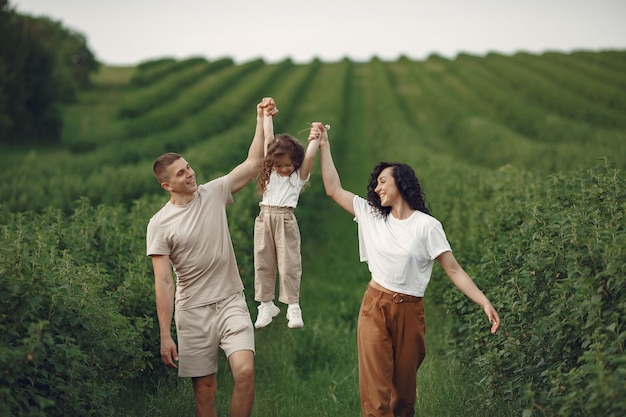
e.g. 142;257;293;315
174;291;255;378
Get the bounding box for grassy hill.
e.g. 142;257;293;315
1;51;624;417
1;50;624;213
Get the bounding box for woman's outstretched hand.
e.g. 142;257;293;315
484;304;501;334
308;122;329;145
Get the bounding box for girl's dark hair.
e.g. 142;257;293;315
257;134;305;195
366;162;431;218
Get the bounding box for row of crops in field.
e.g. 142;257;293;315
1;51;624;214
1;50;624;416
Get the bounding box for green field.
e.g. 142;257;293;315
1;51;625;417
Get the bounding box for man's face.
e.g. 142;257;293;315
162;157;197;194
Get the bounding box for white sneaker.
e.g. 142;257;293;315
255;303;280;329
286;305;304;329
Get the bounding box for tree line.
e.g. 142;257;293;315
0;0;98;145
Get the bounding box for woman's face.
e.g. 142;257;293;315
273;154;296;177
374;166;400;207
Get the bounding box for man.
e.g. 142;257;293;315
146;98;277;417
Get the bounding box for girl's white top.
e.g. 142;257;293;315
353;195;452;297
260;170;309;208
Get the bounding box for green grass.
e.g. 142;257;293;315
415;300;517;417
61;66;135;150
116;299;518;416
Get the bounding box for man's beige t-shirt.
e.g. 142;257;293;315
146;176;244;310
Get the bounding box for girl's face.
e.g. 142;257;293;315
273;154;296;177
374;167;400;207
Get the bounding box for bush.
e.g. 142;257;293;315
445;159;626;417
0;200;159;416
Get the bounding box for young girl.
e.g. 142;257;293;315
253;116;320;329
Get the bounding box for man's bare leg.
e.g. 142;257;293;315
228;350;255;417
192;374;218;417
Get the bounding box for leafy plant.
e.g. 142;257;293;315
445;160;626;417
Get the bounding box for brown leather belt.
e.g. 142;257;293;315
366;284;423;304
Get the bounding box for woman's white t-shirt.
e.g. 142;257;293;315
353;195;451;297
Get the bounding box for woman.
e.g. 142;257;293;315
310;123;500;417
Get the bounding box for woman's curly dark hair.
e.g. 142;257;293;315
256;134;305;195
366;162;431;218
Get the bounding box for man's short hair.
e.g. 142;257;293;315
153;152;182;183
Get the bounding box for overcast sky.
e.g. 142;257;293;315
12;0;626;66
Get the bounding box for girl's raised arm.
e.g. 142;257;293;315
263;101;278;157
